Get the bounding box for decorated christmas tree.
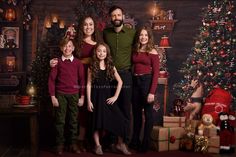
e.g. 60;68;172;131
174;0;236;108
31;24;65;108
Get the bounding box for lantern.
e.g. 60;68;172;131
5;8;16;21
26;77;37;105
6;51;16;72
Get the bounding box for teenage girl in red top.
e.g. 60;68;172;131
129;26;160;153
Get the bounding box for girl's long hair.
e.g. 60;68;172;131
90;42;115;81
133;26;155;53
75;15;102;58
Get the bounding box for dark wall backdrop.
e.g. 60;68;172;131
25;0;211;112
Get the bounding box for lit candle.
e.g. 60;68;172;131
45;20;51;28
52;15;58;23
152;9;156;20
59;21;65;29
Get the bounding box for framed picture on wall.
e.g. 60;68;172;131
1;27;19;48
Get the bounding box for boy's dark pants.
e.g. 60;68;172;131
54;93;79;146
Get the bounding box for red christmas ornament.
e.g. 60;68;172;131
221;54;227;57
219;50;225;55
225;73;231;78
226;41;231;45
196;60;204;65
210;41;216;47
170;136;176;143
210;21;216;27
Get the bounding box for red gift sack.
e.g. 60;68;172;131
202;88;232;124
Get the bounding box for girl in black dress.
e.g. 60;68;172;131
87;42;131;155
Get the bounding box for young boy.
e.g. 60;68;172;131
48;37;85;155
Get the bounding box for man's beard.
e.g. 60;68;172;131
111;19;123;27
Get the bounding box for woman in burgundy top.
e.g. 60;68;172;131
75;16;102;151
129;26;160;153
50;16;102;151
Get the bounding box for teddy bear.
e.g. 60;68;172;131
5;38;17;48
198;113;216;136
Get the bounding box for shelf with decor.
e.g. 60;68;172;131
0;1;24;73
150;19;178;33
149;1;178;35
0;1;27;98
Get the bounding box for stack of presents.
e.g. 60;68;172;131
151;88;236;154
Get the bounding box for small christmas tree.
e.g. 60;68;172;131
31;24;65;109
174;0;236;108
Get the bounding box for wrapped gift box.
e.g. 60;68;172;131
203;128;217;137
208;136;220;153
180;134;194;151
185;120;201;134
163;116;186;127
151;126;185;151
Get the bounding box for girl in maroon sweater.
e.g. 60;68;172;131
129;26;160;153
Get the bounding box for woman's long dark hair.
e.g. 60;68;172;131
90;42;115;81
133;26;155;53
75;15;102;58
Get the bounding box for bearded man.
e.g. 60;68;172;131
103;5;136;145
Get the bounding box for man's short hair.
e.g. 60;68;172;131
109;5;124;15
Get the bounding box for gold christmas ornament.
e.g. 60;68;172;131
194;136;208;153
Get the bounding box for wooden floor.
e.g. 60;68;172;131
0;145;235;157
0;145;30;157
